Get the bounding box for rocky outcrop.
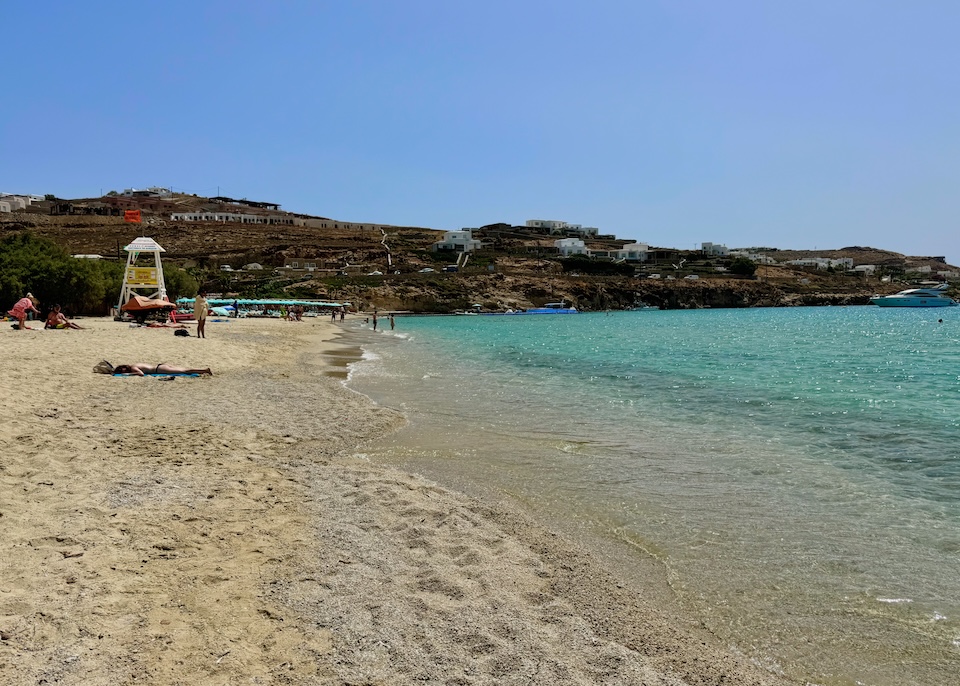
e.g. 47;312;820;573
308;274;881;313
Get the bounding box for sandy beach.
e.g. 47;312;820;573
0;315;796;685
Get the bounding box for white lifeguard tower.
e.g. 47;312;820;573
117;236;168;310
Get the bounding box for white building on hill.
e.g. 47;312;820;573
0;194;37;211
555;238;587;256
526;219;599;237
170;211;294;225
615;242;650;261
702;242;729;256
526;219;566;232
433;229;482;253
786;257;854;270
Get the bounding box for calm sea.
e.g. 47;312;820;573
344;306;960;686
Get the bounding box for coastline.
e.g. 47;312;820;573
1;316;794;685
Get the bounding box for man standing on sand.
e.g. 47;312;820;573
195;291;208;338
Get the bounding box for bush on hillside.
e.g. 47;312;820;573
728;257;758;276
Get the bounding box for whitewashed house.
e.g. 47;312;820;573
526;219;599;237
615;242;649;261
526;219;567;232
729;250;777;265
702;242;729;256
433;229;482;253
170;211;294;225
555;238;587;256
787;258;830;269
786;257;854;270
0;195;32;211
123;187;172;197
830;258;854;270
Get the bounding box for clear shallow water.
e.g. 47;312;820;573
346;307;960;685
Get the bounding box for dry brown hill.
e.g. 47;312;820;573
745;246;955;271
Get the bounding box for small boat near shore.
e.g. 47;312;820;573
479;302;579;315
870;284;958;308
504;302;579;315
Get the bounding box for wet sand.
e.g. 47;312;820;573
0;316;796;685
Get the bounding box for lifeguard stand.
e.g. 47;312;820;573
117;236;168;310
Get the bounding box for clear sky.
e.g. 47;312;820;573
3;1;958;263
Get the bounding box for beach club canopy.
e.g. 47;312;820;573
121;295;176;312
175;298;347;308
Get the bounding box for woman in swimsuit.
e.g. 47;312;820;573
45;304;84;329
112;363;213;376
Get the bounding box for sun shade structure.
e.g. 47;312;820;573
117;237;168;312
120;295;176;312
175;298;348;308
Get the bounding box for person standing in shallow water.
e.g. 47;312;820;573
372;313;378;331
194;291;208;338
389;314;395;330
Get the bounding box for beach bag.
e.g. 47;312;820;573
174;328;190;337
93;360;114;374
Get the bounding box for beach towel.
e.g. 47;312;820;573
112;373;200;378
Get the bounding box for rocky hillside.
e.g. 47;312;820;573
1;212;953;312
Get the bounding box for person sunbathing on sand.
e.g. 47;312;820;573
112;363;213;376
45;304;84;329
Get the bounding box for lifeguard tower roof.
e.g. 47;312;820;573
124;237;165;252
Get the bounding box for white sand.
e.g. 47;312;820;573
0;316;796;684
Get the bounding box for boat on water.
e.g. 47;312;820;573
870;284;958;308
483;302;579;315
628;301;660;311
517;302;579;314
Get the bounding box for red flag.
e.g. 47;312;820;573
124;209;142;223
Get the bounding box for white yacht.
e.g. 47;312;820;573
870;284;957;308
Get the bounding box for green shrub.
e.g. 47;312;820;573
728;257;758;276
0;232;125;314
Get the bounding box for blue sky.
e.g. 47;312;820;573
3;1;958;263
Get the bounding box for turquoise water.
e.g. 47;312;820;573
346;307;960;685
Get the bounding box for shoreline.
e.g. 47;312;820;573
1;316;794;684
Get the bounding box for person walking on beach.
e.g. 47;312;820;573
194;291;208;338
8;293;40;330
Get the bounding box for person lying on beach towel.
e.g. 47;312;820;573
93;361;212;376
